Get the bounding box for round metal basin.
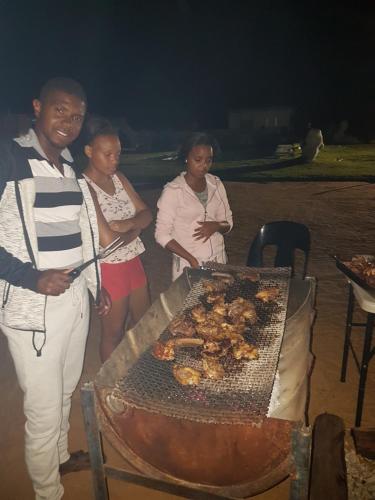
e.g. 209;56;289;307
95;388;293;498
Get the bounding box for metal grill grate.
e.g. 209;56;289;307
115;264;290;424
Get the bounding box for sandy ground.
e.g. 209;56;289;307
0;181;374;500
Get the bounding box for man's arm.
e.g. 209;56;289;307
0;247;73;295
0;245;42;291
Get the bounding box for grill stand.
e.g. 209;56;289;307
340;282;375;426
81;382;311;500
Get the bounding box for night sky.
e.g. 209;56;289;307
1;0;375;133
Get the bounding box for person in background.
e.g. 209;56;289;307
301;122;324;162
0;77;118;500
83;117;152;362
155;132;233;281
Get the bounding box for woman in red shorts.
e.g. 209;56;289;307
83;117;152;361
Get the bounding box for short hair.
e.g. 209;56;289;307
39;77;87;104
178;132;221;162
83;115;118;145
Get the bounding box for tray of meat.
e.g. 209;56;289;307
331;254;375;290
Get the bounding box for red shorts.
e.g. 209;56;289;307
101;256;147;301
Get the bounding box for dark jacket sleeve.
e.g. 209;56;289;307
0;247;41;291
0;140;41;292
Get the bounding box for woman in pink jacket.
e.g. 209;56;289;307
155;133;233;280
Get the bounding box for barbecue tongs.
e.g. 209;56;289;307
68;236;124;279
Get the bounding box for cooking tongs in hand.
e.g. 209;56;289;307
68;236;124;279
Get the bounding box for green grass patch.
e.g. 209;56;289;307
116;144;375;185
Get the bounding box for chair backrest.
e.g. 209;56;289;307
247;221;310;278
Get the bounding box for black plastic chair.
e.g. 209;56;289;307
246;221;310;278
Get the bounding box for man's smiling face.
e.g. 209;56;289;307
33;90;86;152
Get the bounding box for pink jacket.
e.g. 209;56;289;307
155;172;233;280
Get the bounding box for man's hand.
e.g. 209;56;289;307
193;221;220;242
95;287;111;316
36;269;72;296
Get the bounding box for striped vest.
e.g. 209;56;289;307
30;159;83;270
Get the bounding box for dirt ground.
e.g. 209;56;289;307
1;181;374;500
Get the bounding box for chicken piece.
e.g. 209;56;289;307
152;340;176;361
241;308;258;324
206;310;225;325
202;357;225;380
227;296;244;312
201;279;228;293
226;332;245;345
211;296;228;316
232;341;259;360
190;304;207;323
173;365;201;386
205;292;223;304
202;339;231;358
227;297;257;325
174;337;204;347
195;322;225;340
202;280;219;293
255;287;280;303
236;271;260;282
220;321;246;336
211;272;235;285
202;340;222;355
361;259;375;279
169;315;196;337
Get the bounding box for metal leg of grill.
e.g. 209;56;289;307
289;425;311;500
355;312;374;427
80;382;109;500
341;283;354;382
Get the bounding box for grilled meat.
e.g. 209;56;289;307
232;341;259;360
195;322;225;341
202;357;225;380
205;292;223;304
202;340;222;354
152;340;176;361
174;338;204;347
190;304;207;323
154;273;267;385
236;271;260;282
211;273;235;285
201;279;228;293
169;315;196;337
220;321;246;337
173;365;201;385
225;332;245;345
227;297;257;324
344;255;375;287
203;338;231;358
256;287;280;303
211;296;228;316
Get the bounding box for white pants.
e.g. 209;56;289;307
1;275;90;500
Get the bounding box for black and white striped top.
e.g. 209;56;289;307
30;159;84;270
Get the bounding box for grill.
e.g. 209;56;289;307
90;267;315;498
113;263;290;425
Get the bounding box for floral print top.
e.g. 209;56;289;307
83;173;145;263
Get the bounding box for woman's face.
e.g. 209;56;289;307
186;144;213;179
85;134;121;175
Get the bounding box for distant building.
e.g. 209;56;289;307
228;106;293;134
